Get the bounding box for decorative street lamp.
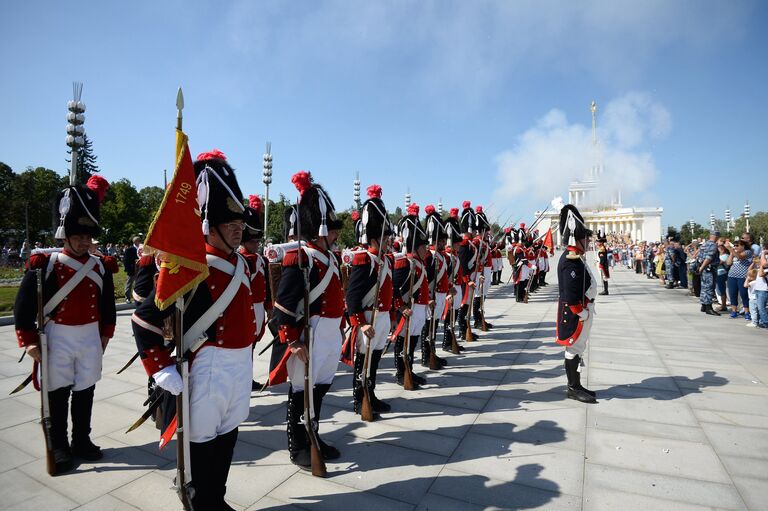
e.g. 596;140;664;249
437;197;443;215
405;190;411;209
262;142;273;235
65;82;86;185
353;172;361;211
689;219;695;235
709;212;715;230
725;208;732;233
744;201;751;233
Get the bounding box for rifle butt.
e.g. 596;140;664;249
402;363;416;391
428;349;441;371
450;330;460;355
465;324;474;342
42;418;57;476
310;442;327;477
481;321;489;332
360;390;375;422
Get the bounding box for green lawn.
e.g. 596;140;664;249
0;268;131;315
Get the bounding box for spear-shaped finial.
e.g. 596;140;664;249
176;87;184;131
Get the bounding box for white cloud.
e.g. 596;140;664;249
494;92;670;205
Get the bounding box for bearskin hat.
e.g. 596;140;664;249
283;204;298;241
291;171;342;241
460;201;475;234
444;208;462;246
54;174;110;240
399;211;427;252
194;149;247;234
474;205;490;232
559;204;592;246
358;184;392;244
596;229;608;243
242;194;264;243
424;204;446;245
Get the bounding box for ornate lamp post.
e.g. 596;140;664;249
262;142;272;235
65;82;86;185
725;208;732;233
353;172;361;211
689;219;695;237
437;197;443;215
405;190;411;209
709;212;716;231
744;201;751;233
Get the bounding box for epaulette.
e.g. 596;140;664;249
282;249;299;267
394;256;410;269
351;251;371;266
26;252;50;270
102;255;119;274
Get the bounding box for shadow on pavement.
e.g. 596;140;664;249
600;371;728;400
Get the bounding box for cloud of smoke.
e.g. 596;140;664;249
494;92;671;207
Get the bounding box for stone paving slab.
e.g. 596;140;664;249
1;256;767;510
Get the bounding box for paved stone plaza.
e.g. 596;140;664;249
1;261;767;510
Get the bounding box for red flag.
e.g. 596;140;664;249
143;130;209;310
543;227;555;255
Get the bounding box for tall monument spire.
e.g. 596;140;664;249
590;100;597;146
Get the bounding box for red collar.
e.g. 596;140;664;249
62;248;90;262
206;243;235;260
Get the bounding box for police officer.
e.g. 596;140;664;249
696;230;720;316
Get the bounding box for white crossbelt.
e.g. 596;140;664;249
362;254;391;308
43;254;100;317
403;258;425;304
182;253;248;353
297;246;340;318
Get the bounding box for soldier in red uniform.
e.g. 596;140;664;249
271;171;345;469
472;206;493;328
423;204;449;367
132;150;257;509
343;184;394;415
392;205;431;387
14;175;116;473
240;195;271;390
131;245;158;305
443;209;466;352
457;202;479;340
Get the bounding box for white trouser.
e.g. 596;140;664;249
407;303;428;334
45;321;103;392
475;267;492;297
287;316;343;392
253;301;266;340
564;307;593;359
355;310;391;352
189;345;252;443
428;292;447;321
452;284;463;310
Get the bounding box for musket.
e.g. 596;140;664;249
296;198;326;477
36;269;57;475
477;234;490;332
116;351;140;374
172;87;195;510
426;231;441;370
360;222;388;422
401;221;417;391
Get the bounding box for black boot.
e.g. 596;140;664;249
473;298;483;328
313;384;340;460
49;386;74;474
367;350;391;412
286;387;311;469
700;304;706;312
564;357;596;403
599;281;609;295
352;351;365;414
213;428;239;511
190;437;218;510
572;355;595;397
704;304;720;316
394;336;406;386
442;318;453;351
420;324;430;366
71;385;102;461
408;336;427;385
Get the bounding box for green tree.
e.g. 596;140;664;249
733;211;768;244
100;178;144;244
678;222;711;245
0;162;15;232
139;186;165;221
8;167;68;244
336;211;355;248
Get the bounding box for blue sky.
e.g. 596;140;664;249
1;0;766;230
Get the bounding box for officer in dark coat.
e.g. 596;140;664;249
596;231;610;295
555;204;598;404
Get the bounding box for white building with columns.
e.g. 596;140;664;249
535;101;663;245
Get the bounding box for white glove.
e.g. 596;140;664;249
577;308;590;322
152;366;183;396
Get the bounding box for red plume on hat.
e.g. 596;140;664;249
86;174;110;204
249;194;262;212
425;204;435;215
407;203;419;216
504;227;512;233
351;210;360;221
475;205;483;213
196;148;227;162
462;200;471;209
291;171;312;196
520;222;526;229
366;184;382;199
450;207;459;218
